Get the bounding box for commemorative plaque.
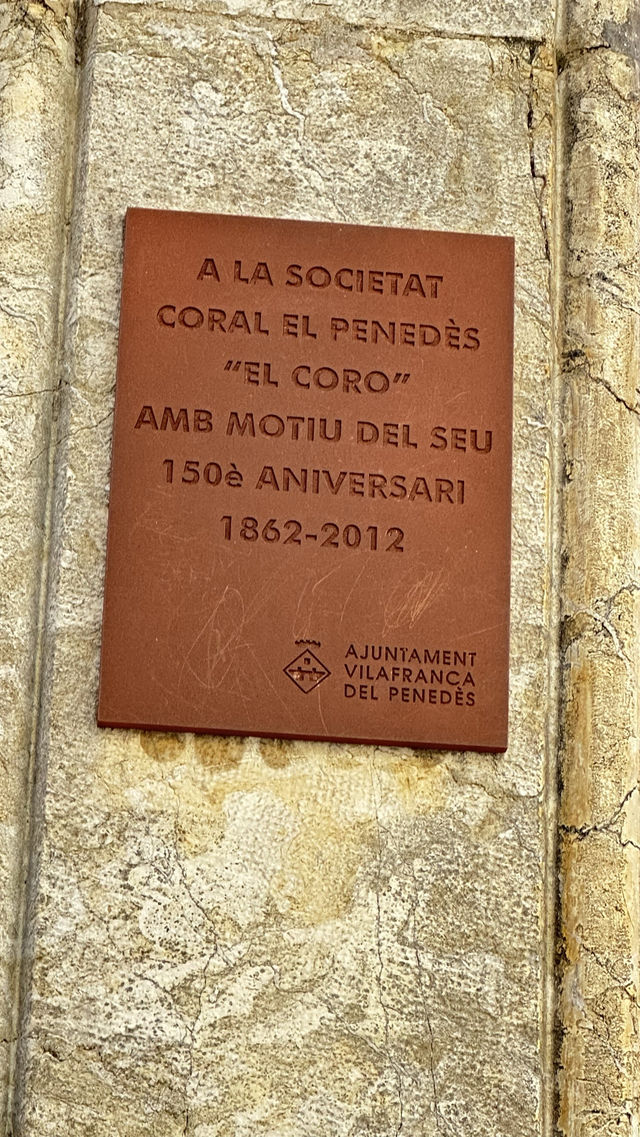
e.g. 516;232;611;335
98;209;513;751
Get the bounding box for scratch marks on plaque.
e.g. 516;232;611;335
175;570;293;716
178;583;246;695
339;561;369;627
383;566;446;633
292;563;344;639
244;644;295;717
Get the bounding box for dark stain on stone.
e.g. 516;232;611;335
259;738;299;769
405;747;447;767
139;731;186;762
603;9;640;60
193;734;245;770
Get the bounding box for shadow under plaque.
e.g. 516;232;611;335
98;209;514;752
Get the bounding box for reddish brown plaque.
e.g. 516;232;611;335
98;209;513;751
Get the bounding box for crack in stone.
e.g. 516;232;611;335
0;387;57;400
526;43;551;264
594;271;640;316
365;44;427;118
601;582;640;607
28;408;113;468
0;300;44;345
235;22;306;138
221;21;350;219
564;343;640;416
560;785;639;843
557;41;640;74
567;605;634;679
14;0;76;42
580;945;639;1010
98;2;546;50
593;375;640;417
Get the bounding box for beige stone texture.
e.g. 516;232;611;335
0;0;79;1124
0;0;637;1135
93;0;554;41
557;4;640;1134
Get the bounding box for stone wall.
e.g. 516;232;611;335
558;2;640;1131
0;0;79;1118
0;1;637;1135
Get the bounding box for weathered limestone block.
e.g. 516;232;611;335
94;0;554;40
0;0;79;1122
558;9;640;1133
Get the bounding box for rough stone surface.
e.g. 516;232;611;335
9;5;557;1135
1;0;637;1135
94;0;553;42
0;0;78;1124
557;7;640;1133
